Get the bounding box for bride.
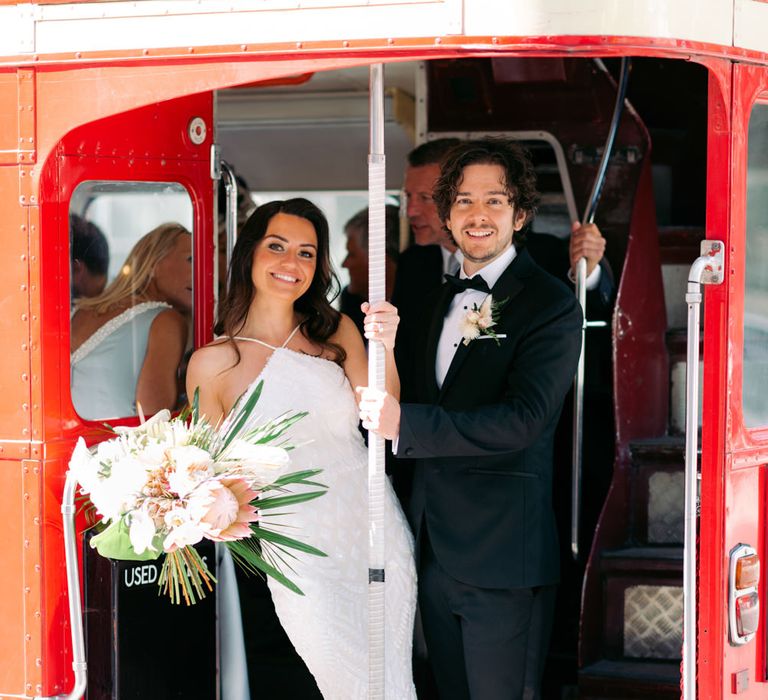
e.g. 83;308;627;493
185;198;416;699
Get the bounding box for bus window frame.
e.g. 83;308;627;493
737;91;768;445
67;178;196;425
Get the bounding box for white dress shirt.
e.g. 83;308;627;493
436;245;517;388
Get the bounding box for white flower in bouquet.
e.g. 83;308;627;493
128;508;158;556
166;445;215;497
163;505;207;551
92;453;148;522
221;440;291;487
69;437;101;495
114;409;171;438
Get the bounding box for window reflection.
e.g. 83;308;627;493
743;102;768;427
69;181;193;420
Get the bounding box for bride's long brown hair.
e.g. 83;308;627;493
214;198;344;365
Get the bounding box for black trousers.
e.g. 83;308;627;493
418;534;556;700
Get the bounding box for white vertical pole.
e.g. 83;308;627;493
367;62;386;700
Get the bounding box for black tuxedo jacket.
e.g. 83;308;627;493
396;249;583;589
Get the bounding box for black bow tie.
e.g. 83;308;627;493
444;273;491;294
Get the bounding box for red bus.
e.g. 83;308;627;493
0;0;767;697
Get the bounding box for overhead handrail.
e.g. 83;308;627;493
571;57;630;560
683;241;724;700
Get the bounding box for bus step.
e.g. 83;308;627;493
579;658;680;699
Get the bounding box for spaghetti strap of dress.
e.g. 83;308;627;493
280;323;302;348
232;323;302;351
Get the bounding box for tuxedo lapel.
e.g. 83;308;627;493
437;250;531;401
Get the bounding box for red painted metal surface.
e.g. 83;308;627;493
713;62;768;700
34;94;214;695
696;57;732;700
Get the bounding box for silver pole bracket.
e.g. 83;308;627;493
210;143;222;180
698;240;725;285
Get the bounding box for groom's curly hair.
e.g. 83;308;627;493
433;137;540;247
215;198;345;367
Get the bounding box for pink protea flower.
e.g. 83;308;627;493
196;478;259;542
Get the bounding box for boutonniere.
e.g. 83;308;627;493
459;295;508;346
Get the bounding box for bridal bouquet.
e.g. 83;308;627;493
67;382;326;605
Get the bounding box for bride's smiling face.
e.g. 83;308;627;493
251;212;318;300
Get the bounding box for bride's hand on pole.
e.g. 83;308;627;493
357;387;400;440
361;301;399;351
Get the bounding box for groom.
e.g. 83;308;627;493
361;137;583;699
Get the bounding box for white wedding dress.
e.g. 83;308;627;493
224;332;417;700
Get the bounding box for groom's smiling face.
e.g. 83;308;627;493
445;163;527;275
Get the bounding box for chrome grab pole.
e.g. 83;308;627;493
367;62;386;700
220;161;238;271
570;57;630;560
683;240;724;700
61;472;88;700
571;257;587;559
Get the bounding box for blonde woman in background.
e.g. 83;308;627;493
70;222;192;420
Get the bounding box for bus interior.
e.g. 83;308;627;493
63;54;718;698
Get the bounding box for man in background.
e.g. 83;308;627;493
340;204;400;337
70;213;110;300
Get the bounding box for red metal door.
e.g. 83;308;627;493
35;92;214;695
698;61;768;699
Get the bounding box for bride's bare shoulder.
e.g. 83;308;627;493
187;338;238;378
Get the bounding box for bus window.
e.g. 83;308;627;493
69;181;194;421
743;101;768;428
